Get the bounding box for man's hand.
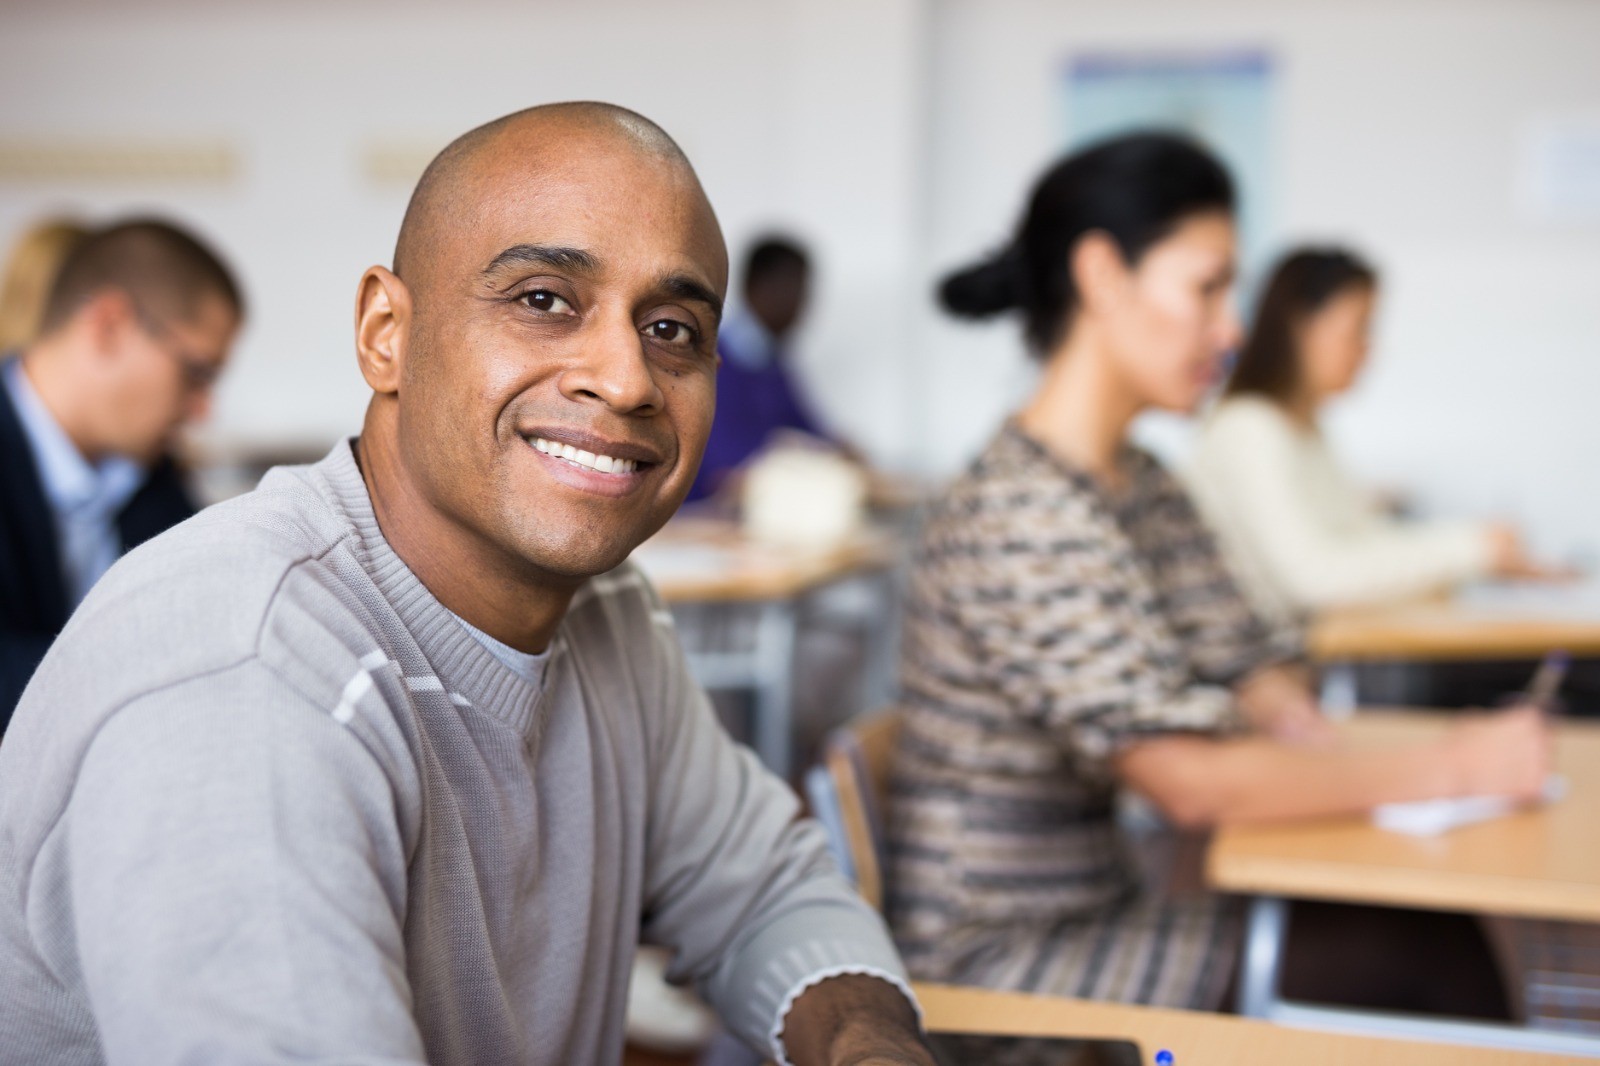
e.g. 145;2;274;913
778;974;937;1066
1234;663;1332;746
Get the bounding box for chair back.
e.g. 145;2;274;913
804;709;902;911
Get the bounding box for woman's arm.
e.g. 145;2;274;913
1232;662;1331;745
1115;705;1551;828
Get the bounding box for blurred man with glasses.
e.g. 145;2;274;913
0;218;242;726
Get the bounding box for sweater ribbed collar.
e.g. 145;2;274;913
311;439;567;740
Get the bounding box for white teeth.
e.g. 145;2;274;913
528;437;638;475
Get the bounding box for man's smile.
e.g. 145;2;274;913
529;436;640;474
517;426;665;498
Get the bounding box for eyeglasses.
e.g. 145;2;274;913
133;306;224;394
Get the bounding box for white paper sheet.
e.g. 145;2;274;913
1372;775;1568;837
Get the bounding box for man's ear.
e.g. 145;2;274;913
1070;230;1130;319
82;289;137;360
355;266;412;395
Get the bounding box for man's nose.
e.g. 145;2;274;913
559;312;665;415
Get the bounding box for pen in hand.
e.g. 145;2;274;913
1522;649;1569;715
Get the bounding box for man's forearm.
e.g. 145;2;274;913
779;973;935;1066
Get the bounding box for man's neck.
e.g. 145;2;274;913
15;339;102;461
354;430;578;655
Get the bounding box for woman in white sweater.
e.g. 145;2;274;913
1189;248;1536;622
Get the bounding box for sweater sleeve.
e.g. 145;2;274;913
1197;401;1494;610
635;593;917;1061
59;659;428;1065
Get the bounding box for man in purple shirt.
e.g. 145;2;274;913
689;236;837;501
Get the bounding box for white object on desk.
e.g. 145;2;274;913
1372;774;1568;837
742;447;866;548
1457;577;1600;621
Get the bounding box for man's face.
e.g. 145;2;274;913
104;292;237;463
394;134;727;583
748;265;808;340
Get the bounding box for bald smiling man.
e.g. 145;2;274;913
0;105;933;1066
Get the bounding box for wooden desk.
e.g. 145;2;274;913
1309;584;1600;711
1210;713;1600;922
1311;605;1600;662
1207;712;1600;1056
630;518;902;776
1310;586;1600;663
916;983;1588;1064
632;518;900;604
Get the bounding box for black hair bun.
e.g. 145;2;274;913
938;246;1025;318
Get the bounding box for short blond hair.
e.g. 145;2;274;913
0;217;89;352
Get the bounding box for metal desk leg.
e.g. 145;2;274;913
1238;896;1290;1018
1237;895;1600;1056
860;569;902;711
1321;660;1358;719
750;599;798;779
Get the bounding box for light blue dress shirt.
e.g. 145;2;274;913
452;611;551;686
2;358;144;608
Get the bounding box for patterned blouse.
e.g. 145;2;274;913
886;423;1299;1009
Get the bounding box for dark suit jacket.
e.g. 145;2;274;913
0;369;197;731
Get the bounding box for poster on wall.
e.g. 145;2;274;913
1063;49;1275;271
1516;113;1600;223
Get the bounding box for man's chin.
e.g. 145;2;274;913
529;552;634;586
125;440;170;468
515;532;643;584
144;427;186;465
508;492;684;582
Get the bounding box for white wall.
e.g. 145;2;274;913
0;0;928;462
922;0;1600;557
4;0;1599;553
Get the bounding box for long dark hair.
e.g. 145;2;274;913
1225;248;1377;405
938;131;1235;356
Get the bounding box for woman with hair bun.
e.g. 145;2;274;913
886;133;1547;1013
1188;248;1547;624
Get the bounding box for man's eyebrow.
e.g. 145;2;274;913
662;274;723;324
481;244;599;276
482;246;722;322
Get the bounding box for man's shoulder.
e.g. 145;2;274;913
26;460;373;711
560;560;699;711
101;461;351;609
565;560;669;645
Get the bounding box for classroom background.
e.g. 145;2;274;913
4;0;1598;557
8;2;1600;1063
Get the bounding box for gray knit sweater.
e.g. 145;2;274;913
0;442;910;1065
